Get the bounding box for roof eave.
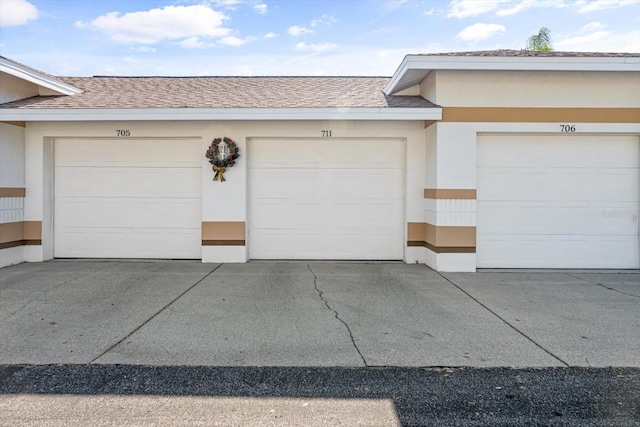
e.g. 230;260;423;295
0;57;83;96
384;54;640;95
0;107;443;121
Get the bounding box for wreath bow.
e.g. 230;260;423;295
206;137;240;182
212;165;226;182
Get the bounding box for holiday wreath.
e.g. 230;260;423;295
206;137;240;182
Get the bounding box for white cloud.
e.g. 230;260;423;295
556;29;640;52
447;0;510;18
575;0;640;13
76;5;230;44
209;0;242;9
456;23;506;42
0;0;38;27
130;46;157;53
294;42;337;52
496;0;566;16
264;32;277;39
254;3;268;14
424;8;436;15
179;36;210;49
582;21;606;31
288;25;313;36
310;14;337;27
219;36;246;46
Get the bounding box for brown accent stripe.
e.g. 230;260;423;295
23;221;42;240
424;242;476;254
0;188;26;197
202;240;246;246
407;222;476;253
0;221;42;246
0;240;41;250
1;121;26;128
424;120;437;128
202;221;245;241
441;107;640;123
0;222;24;244
424;189;476;199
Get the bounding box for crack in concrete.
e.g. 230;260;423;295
438;271;570;367
307;264;368;367
89;263;223;364
564;273;640;299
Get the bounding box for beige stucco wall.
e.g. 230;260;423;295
0;123;26;267
0;72;38;104
0;123;25;188
428;70;640;108
419;71;437;104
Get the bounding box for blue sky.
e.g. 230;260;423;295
1;0;638;76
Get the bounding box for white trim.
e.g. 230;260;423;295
0;107;442;121
385;54;640;94
0;57;82;96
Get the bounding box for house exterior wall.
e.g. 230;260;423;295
22;119;426;264
0;122;27;267
409;69;640;271
0;72;38;104
433;70;640;108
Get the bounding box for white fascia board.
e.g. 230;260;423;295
0;58;82;96
0;107;442;121
385;54;640;95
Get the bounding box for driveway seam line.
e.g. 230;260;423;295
564;273;640;299
89;263;223;364
307;264;368;367
437;271;570;367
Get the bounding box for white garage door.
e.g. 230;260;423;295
54;138;202;259
477;134;639;268
249;138;404;260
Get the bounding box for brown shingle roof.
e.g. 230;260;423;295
0;76;436;109
418;49;640;57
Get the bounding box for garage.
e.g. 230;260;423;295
249;138;404;260
54;138;202;259
477;134;640;268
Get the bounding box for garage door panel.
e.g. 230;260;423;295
249;138;404;260
55;228;201;259
250;228;401;260
55;198;201;229
252;170;329;197
56;167;201;198
478;168;638;202
251;139;404;169
250;199;403;229
56;139;201;168
479;201;639;235
478;235;639;269
477;134;639;268
54;139;201;259
252;169;403;200
478;135;640;168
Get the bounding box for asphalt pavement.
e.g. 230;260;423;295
0;260;638;425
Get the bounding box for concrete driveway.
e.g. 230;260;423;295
0;260;638;367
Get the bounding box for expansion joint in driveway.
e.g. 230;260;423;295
89;263;223;364
307;264;368;367
437;271;570;368
565;273;640;299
